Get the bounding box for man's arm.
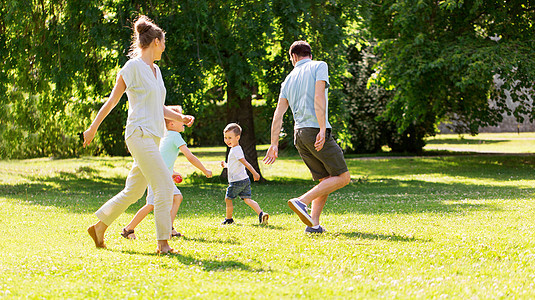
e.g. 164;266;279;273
263;97;289;165
313;80;327;151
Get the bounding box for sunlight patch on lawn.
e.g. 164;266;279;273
388;174;535;188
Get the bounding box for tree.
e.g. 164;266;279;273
342;42;393;153
0;0;125;158
342;42;428;154
263;0;358;153
1;0;360;162
360;0;535;136
144;0;357;180
142;0;274;180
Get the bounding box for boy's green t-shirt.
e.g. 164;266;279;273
159;130;187;173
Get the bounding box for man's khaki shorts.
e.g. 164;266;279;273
294;127;348;181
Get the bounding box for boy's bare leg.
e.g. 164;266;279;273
170;194;183;224
171;194;183;236
225;198;234;219
125;204;154;232
243;198;262;215
299;172;350;206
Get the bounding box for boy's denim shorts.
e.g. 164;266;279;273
225;178;252;199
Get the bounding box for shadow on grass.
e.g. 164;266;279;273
0;175;523;216
205;223;285;231
345;155;535;182
181;236;240;245
337;231;430;243
250;224;286;230
320;177;510;216
3;155;535;217
425;138;503;145
115;249;265;272
261;177;313;185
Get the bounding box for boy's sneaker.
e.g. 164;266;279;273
259;212;269;225
221;218;234;225
288;199;314;226
305;226;326;234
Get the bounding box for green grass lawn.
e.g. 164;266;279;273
425;132;535;153
2;140;535;298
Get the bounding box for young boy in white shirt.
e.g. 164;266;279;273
121;105;212;239
220;123;269;225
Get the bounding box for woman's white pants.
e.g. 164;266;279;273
95;127;173;240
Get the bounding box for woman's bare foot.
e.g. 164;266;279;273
87;221;108;248
156;240;179;254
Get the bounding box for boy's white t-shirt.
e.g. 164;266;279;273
227;145;249;183
118;57;167;140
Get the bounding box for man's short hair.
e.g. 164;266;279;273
224;123;242;136
289;41;312;57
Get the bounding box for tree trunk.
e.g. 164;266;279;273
220;83;265;182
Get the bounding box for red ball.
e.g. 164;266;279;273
173;174;183;184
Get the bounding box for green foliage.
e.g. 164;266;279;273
1;0;359;159
96;100;129;156
360;0;535;135
342;42;428;153
342;43;393;153
267;0;356;120
0;0;126;158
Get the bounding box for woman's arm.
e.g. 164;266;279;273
163;106;195;127
83;75;126;147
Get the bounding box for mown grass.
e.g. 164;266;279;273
425;132;535;153
1;142;535;298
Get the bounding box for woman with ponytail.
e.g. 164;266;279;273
83;15;191;254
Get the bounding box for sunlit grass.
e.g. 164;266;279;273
2;147;535;298
425;132;535;153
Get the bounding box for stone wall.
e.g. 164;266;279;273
479;115;535;133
